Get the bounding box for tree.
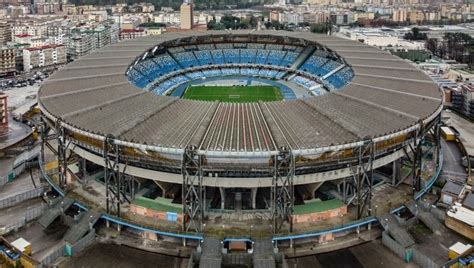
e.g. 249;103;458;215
264;21;287;30
404;27;427;41
443;32;472;63
425;38;438;55
427;32;474;68
207;15;252;30
310;23;329;34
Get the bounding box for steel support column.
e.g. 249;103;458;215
39;119;51;168
434;115;441;168
182;146;203;233
272;148;295;234
56;119;69;189
103;135;126;217
354;138;375;220
39;116;74;190
412;121;425;194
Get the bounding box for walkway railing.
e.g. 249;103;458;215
38;146;444;245
38;154;203;241
272;146;444;244
0;146;40;188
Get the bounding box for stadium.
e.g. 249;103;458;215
37;30;443;250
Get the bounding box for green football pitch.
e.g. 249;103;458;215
182;85;283;103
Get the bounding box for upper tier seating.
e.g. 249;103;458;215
223;49;240;63
326;66;353;89
211;50;225;64
299;56;328;76
256;50;269;64
266;50;286;66
174;51;200;68
154;54;181;74
128;43;352;95
127;67;150;88
194;50;213;65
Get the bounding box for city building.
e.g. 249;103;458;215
35;2;60;14
154;12;180;24
61;22;118;60
13;43;28;72
180;0;193;30
13;34;33;44
461;84;474;119
119;28;145;40
22;44;66;72
0;46;16;76
138;2;155;13
7;4;30;17
0;0;30;9
449;83;474;120
0;21;11;45
140;27;163;36
121;18;142;30
64;34;94;60
279;11;304;25
392;9;407;22
446;192;474;240
0;93;7;134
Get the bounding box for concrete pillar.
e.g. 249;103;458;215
304;182;324;199
219;187;225;209
81;158;87;189
392;159;401;186
153;181;171;198
251;188;257;209
203;187;207;216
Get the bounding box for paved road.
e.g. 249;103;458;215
6;222;67;260
290;240;419;268
59;243;187;268
440;138;467;182
63;239;418;268
446;110;474;157
0;115;32;150
0;169;41;198
0;197;43;226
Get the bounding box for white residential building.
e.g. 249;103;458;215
23;44;66;72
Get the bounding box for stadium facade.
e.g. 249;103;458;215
38;30;443;235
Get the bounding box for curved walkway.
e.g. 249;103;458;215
36;145;444;245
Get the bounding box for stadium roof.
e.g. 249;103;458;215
38;30;443;157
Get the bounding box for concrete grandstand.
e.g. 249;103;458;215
37;30;443;250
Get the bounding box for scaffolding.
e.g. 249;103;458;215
412;120;425;194
433;115;441;169
272;149;295;234
182;146;204;233
40;117;73;190
354;138;375;220
56;119;70;189
103;135;132;217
